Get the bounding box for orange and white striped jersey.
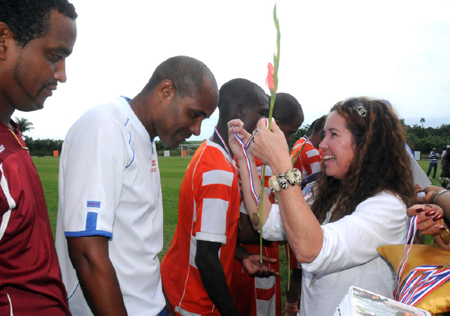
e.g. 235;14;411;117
231;242;281;316
290;136;323;179
254;157;276;204
161;140;240;316
230;158;281;316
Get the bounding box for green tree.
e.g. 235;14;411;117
26;138;64;157
289;124;310;149
405;121;449;153
420;117;425;128
14;117;34;135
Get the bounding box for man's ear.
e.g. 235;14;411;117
0;23;13;61
156;79;175;102
236;102;244;117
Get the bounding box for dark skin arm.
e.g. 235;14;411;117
285;268;302;316
195;240;240;316
238;213;285;246
238;213;262;244
67;236;127;316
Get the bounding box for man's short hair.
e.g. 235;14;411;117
145;56;217;98
272;93;303;125
217;78;265;116
306;115;327;137
0;0;77;47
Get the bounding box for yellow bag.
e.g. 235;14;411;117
378;244;450;315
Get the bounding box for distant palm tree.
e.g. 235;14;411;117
420;117;425;128
14;117;34;135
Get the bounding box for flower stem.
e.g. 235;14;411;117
260;2;281;263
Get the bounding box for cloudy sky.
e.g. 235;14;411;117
18;0;450;141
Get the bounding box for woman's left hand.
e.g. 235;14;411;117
407;204;446;235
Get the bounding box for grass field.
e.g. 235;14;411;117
33;156;444;310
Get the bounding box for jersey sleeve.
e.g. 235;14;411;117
192;148;237;245
304;148;322;174
299;145;322;177
301;193;408;276
0;163;17;218
0;163;19;241
59;112;129;239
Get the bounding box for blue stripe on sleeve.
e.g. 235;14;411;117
64;212;113;238
65;230;112;238
86;212;98;230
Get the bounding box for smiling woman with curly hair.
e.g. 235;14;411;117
312;98;415;223
229;97;416;316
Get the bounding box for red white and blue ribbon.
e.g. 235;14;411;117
214;122;263;207
398;264;450;306
394;214;450;306
214;127;231;158
394;215;419;298
238;118;270;206
231;125;259;206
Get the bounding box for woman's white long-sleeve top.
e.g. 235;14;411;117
262;191;409;316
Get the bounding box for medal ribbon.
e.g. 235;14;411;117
399;265;450;305
231;125;259;206
214;119;269;207
394;215;419;299
214;127;231;158
394;215;450;306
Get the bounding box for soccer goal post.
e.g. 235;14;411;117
180;143;201;158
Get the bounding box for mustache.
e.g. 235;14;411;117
36;82;58;96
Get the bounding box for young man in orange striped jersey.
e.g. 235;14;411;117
231;93;304;316
161;78;277;316
290;115;327;186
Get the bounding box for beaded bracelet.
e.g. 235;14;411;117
268;168;302;193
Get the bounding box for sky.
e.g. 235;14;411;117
18;0;450;141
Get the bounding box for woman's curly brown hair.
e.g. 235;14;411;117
311;97;416;223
